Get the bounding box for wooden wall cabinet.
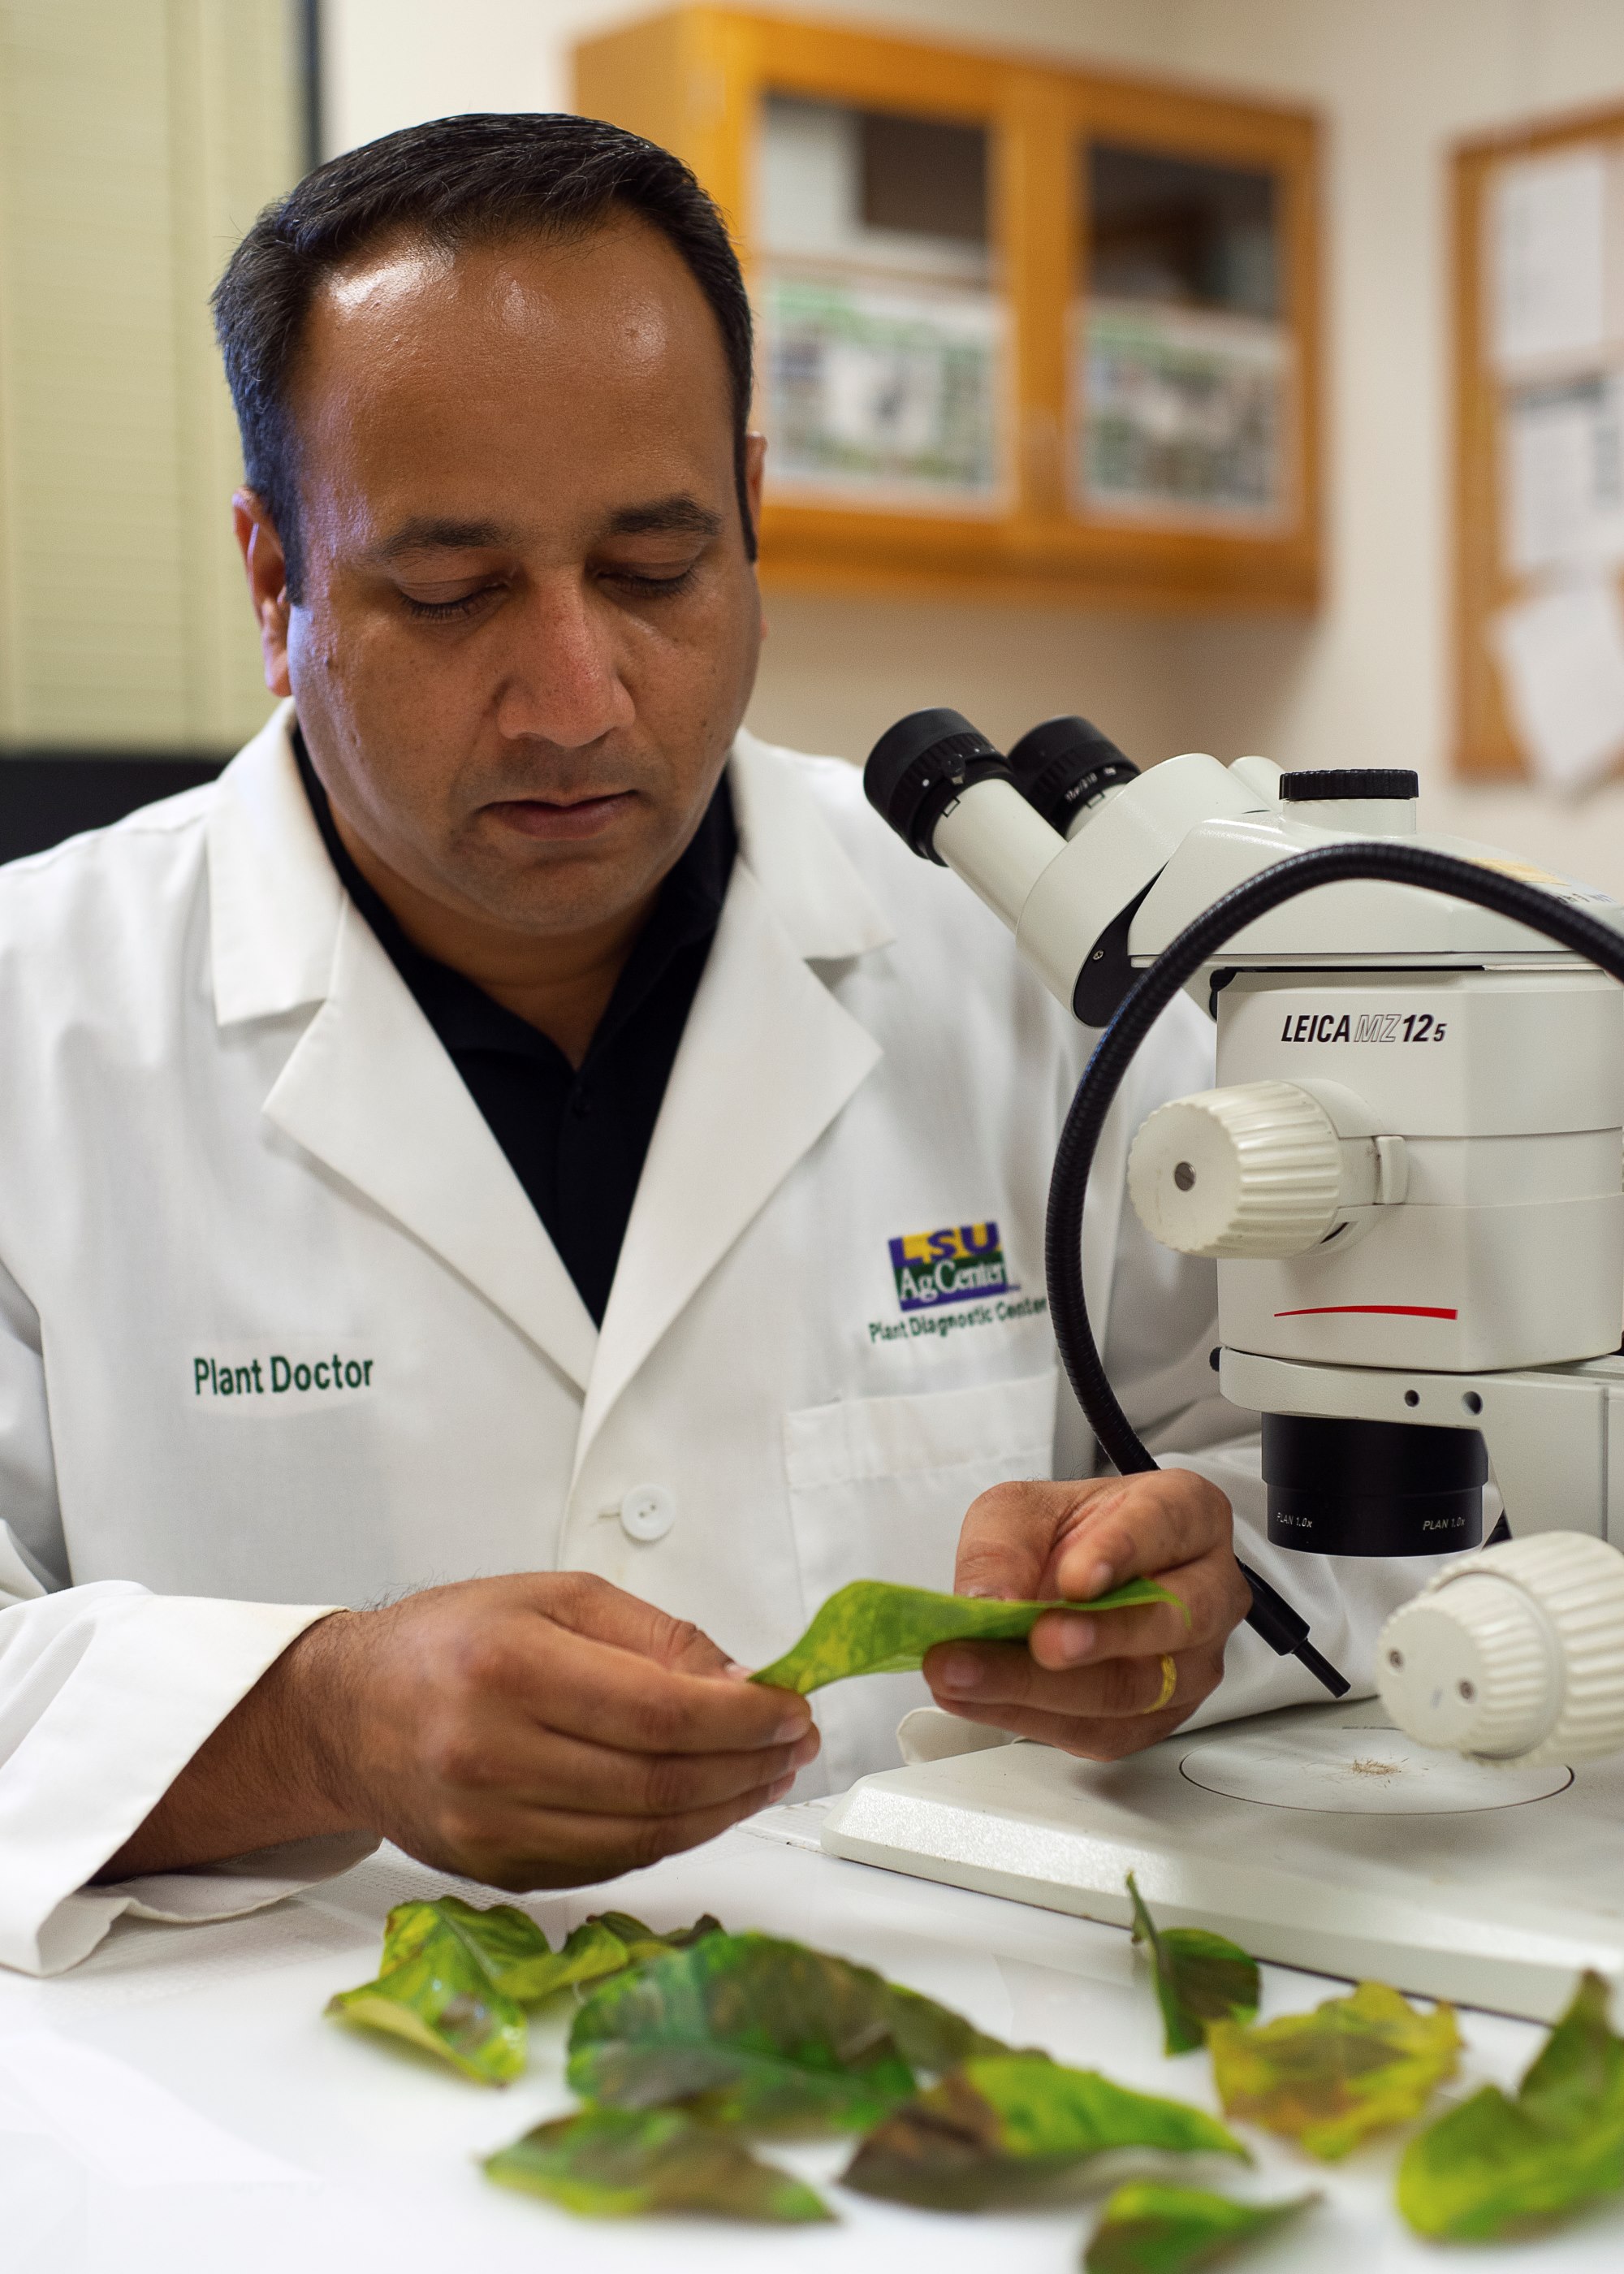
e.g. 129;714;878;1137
575;7;1322;611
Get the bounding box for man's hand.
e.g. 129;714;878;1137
925;1472;1249;1758
101;1574;818;1889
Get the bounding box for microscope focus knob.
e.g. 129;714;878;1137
1127;1080;1344;1259
1376;1533;1624;1766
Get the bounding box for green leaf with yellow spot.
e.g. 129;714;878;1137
328;1898;724;2085
567;1930;1004;2133
484;2106;833;2222
751;1577;1181;1694
840;2053;1246;2210
327;1902;529;2085
1085;2181;1318;2272
1397;1969;1624;2240
1208;1981;1460;2160
1129;1876;1259;2056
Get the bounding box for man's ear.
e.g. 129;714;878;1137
744;430;767;542
744;431;767;638
232;491;293;698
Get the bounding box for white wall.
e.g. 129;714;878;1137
322;0;1624;888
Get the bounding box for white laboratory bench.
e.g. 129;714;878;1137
1;1797;1619;2274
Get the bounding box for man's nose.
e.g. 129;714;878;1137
493;576;636;750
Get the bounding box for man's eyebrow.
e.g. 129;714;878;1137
371;517;517;561
605;497;724;540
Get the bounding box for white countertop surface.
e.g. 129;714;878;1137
2;1801;1618;2272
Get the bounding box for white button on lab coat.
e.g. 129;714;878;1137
0;704;1432;1974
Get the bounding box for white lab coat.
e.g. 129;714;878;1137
0;705;1431;1974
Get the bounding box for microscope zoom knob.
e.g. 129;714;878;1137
1127;1080;1344;1259
1376;1533;1624;1766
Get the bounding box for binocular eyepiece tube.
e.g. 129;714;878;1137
864;708;1140;936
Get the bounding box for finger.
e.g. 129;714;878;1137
934;1695;1201;1762
1026;1549;1249;1667
1049;1470;1233;1601
925;1636;1224;1723
431;1720;822;1820
469;1616;813;1754
954;1478;1116;1602
536;1571;737;1677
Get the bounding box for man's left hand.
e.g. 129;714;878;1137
926;1471;1250;1757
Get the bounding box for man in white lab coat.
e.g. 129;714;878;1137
0;116;1417;1976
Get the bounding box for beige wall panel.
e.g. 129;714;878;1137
0;0;299;750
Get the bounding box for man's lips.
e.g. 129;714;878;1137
485;790;636;841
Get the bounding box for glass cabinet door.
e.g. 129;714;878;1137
755;95;1006;512
1075;141;1291;527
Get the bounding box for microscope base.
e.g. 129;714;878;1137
818;1696;1624;2021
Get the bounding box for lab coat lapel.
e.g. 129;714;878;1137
262;906;599;1393
210;705;598;1394
574;737;892;1470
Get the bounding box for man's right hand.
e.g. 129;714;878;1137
100;1573;818;1890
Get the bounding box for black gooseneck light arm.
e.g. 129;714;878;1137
1046;838;1624;1700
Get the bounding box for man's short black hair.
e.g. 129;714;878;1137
213;112;756;598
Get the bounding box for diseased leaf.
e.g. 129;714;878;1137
1209;1982;1460;2161
327;1905;529;2085
568;1930;1005;2133
1085;2181;1318;2272
1129;1875;1259;2057
1398;1970;1624;2241
378;1895;551;1991
484;2106;833;2222
840;2053;1247;2209
753;1577;1181;1695
503;1910;725;2005
328;1899;724;2084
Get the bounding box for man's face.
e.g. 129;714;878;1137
240;217;764;939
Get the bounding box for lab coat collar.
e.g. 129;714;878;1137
261;898;602;1394
207;707;896;1020
726;728;895;963
206;707;895;1412
208;702;345;1027
208;703;601;1392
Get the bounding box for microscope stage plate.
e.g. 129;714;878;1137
820;1697;1624;2020
1178;1726;1572;1814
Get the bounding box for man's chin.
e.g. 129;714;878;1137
447;832;669;939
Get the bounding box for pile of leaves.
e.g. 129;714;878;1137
327;1874;1624;2255
331;1901;1284;2247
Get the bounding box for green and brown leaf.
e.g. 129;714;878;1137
328;1900;530;2085
567;1930;1004;2133
1128;1876;1259;2057
751;1577;1181;1694
484;2106;833;2222
1397;1969;1624;2241
1085;2181;1318;2273
328;1897;723;2085
840;2053;1246;2210
1208;1981;1460;2160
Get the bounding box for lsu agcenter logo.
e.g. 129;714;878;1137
889;1221;1012;1312
870;1219;1047;1344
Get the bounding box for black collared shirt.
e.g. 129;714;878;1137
296;736;736;1325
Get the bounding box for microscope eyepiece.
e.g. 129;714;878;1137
864;708;1013;862
1006;715;1138;835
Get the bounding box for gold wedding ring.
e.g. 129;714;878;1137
1147;1654;1177;1714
